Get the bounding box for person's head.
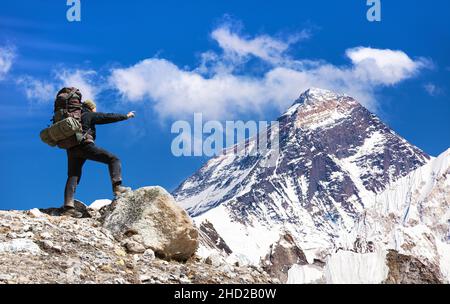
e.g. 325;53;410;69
83;100;97;112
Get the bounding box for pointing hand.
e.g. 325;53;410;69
127;111;136;119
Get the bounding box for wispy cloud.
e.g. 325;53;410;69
210;21;310;66
16;76;56;103
56;69;99;101
0;45;15;80
423;83;443;97
109;23;430;120
17;69;100;105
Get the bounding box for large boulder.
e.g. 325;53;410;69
102;186;199;261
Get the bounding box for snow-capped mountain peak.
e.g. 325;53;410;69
282;88;350;117
287;89;359;131
172;88;446;283
295;87;347;105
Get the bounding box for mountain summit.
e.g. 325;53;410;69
173;88;449;283
174;88;429;218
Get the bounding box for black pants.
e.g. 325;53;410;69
64;143;122;206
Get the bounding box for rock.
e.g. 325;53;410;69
40;240;62;253
102;186;199;261
123;239;146;254
114;248;127;257
261;233;308;283
384;250;443;284
116;259;125;267
41;240;54;250
204;252;226;267
6;232;17;239
23;225;32;232
0;239;41;255
198;220;232;255
40;232;52;239
179;277;191;284
0;274;13;282
139;275;151;282
65;259;82;282
114;277;127;284
142;249;156;260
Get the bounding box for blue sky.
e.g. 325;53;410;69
0;0;449;210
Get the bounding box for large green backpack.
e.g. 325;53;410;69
40;87;85;149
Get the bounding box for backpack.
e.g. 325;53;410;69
40;87;85;149
53;87;83;123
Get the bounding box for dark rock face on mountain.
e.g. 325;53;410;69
384;250;442;284
198;220;232;255
261;233;308;283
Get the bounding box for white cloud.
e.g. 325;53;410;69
16;76;56;103
110;26;429;120
210;24;309;65
346;47;428;85
423;83;442;96
18;69;99;105
0;46;15;80
111;58;274;118
56;69;99;101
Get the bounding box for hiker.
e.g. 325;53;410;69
61;99;135;218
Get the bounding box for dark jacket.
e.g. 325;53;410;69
81;110;128;142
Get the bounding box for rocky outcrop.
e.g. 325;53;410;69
102;187;199;262
0;205;274;284
198;220;232;255
384;250;443;284
261;233;308;283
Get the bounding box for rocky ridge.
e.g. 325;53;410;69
0;187;275;284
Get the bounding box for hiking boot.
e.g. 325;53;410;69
113;184;130;197
64;176;78;208
60;206;83;218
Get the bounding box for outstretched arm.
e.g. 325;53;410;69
92;112;129;125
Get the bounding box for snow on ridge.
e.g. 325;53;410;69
298;88;347;103
371;147;450;214
89;199;112;210
194;204;282;265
